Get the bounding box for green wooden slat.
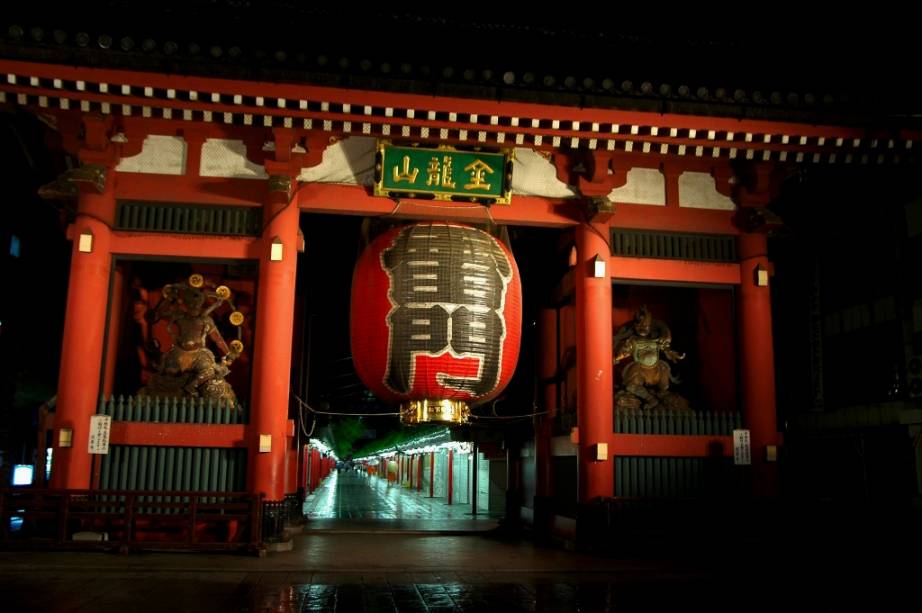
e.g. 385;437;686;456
227;449;237;494
116;445;129;490
676;458;684;498
127;446;140;490
182;447;193;502
100;449;111;489
626;458;633;497
641;458;650;498
668;457;677;497
200;446;211;498
210;448;221;502
151;446;163;497
219;448;229;493
162;445;174;496
629;458;643;497
175;447;186;493
133;445;150;512
192;447;203;491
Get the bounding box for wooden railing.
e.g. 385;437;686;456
0;488;264;553
614;408;742;435
98;395;248;424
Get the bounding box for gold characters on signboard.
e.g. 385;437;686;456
391;154;494;191
426;156;457;188
463;159;492;190
392;155;420;183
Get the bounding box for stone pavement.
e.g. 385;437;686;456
0;470;916;611
301;469;499;534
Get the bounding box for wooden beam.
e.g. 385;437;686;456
610;203;738;235
296;182;581;228
109;422;247;448
611;256;741;285
610;433;733;457
110;232;259;259
115;173;265;206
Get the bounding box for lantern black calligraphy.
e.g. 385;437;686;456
382;224;513;396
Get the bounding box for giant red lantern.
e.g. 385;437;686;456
351;222;522;424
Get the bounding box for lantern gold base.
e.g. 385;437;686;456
400;399;470;425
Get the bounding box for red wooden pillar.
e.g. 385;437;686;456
447;450;454;504
738;233;779;496
248;171;299;501
311;449;321;491
429;452;435;497
286;422;298;495
50;141;117;490
417;454;423;491
574;223;614;502
301;444;310;493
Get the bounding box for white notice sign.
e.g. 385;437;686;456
732;429;751;465
88;415;112;454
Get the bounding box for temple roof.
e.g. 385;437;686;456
3;4;920;128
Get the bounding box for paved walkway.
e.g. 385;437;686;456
302;469;498;533
0;475;917;611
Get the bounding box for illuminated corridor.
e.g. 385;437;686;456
304;469;499;530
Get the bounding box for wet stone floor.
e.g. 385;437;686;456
1;469;916;611
252;581;607;613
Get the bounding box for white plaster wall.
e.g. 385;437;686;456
199;139;267;179
297;137;376;185
116;135;186;175
678;171;736;210
510;148;576;198
606;167;665;205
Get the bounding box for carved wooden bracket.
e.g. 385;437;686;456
733;206;784;234
267;173;293;196
38;163;107;199
263;130;328;191
585;196;615;224
723;161;780;207
553;150;628;198
579;152;628;198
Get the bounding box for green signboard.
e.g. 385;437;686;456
374;142;512;204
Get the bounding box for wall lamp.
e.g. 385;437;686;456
270;236;283;262
58;428;73;448
593;254;607;278
78;229;94;253
754;263;769;287
259;434;272;453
